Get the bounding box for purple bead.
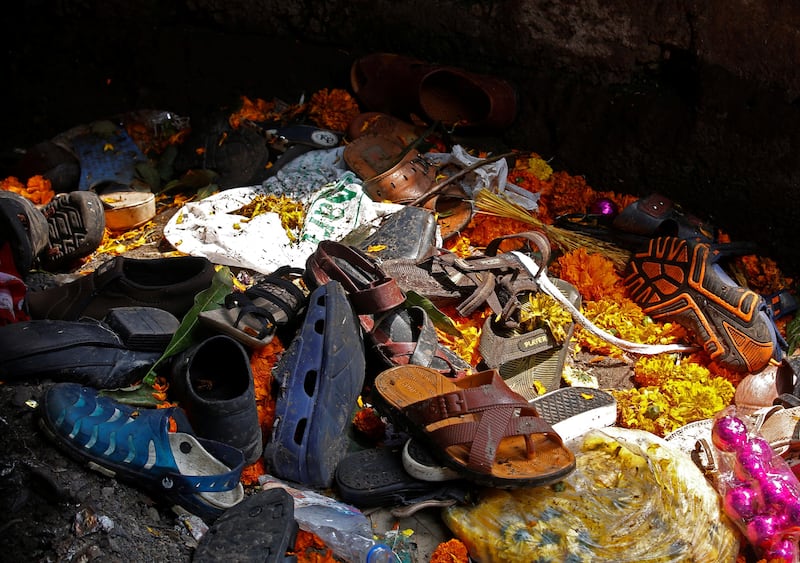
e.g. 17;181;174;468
723;483;763;521
712;415;749;452
590;197;618;218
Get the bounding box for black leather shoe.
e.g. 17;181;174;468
0;306;179;388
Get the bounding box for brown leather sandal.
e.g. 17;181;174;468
372;365;575;488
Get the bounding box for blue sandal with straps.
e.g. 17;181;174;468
38;382;245;520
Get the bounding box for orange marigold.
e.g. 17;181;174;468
557;247;628;302
306;88;361;132
229;96;279;129
1;175;54;205
430;538;470;563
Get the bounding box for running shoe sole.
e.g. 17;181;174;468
40;191;105;271
624;236;781;373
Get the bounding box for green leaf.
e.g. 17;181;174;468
141;266;234;385
135;161;161;191
404;290;463;337
786;314;800;356
98;382;165;408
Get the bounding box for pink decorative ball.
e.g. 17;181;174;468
712;415;749;452
763;537;799;562
590;197;618;218
723;483;762;521
735;454;770;482
738;436;775;465
746;513;789;547
761;472;800;507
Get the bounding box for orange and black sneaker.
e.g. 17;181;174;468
624;237;784;373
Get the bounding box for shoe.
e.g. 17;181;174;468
193;488;298;563
624;236;785;373
0;190;49;274
0;306;179;388
478;278;582;396
263;280;366;488
169;335;263;466
39;190;106;271
25;255;216;321
13;140;81;194
350;53;517;131
38;382;245;521
352;205;438;263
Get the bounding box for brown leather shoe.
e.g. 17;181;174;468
350;52;517;131
25;255;216;320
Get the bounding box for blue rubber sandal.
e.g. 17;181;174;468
263;280;366;488
38;382;245;521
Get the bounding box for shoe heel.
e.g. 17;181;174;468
103;307;179;351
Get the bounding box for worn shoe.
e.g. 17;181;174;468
0;306;179;388
624;236;784;373
169;335;263;466
0;190;49;274
39;190;106;271
38;382;245;521
25;255;216;321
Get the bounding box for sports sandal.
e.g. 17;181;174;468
402;386;617;481
263;281;366;488
193;488;298;563
372;365;576;488
38;382;245;521
624;236;785;373
478;277;581;396
334;447;469;515
198;266;307;349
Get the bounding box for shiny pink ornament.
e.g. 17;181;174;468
723;483;762;521
734;454;770;482
763;537;799;562
746;513;789;547
761;472;800;507
590;197;618;218
738;436;775;465
712;415;749;452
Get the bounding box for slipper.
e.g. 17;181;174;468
198;266;307;349
334;447;469;514
372;366;576;488
263;280;366;488
370;304;471;379
402;386;617;481
624;236;785;373
193;488;298;563
351;205;438;263
38;382;245;521
478;277;581;397
343;134;473;240
346;112;427;145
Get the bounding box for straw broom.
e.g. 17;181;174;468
474;189;632;270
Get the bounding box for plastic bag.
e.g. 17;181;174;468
710;406;800;562
443;427;739;563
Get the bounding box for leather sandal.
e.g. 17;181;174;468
372;365;576;488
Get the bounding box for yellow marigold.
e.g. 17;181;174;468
444;232;474;258
517;292;572;342
435;305;487;368
236;194;305;241
522;154;553;181
575;297;686;356
557;247;628;301
306;88;361;132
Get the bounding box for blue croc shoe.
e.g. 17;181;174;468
264;280;366;488
38;382;245;521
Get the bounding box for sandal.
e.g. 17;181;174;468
263;281;366;488
624;236;785;373
372;365;576;488
478;277;581;396
193;488;298;563
198;266;307;348
38;382;245;521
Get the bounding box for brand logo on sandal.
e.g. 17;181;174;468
517;333;551;353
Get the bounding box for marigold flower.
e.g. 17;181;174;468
306;88;361;132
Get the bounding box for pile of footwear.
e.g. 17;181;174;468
2;52;799;562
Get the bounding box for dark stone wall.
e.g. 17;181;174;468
3;0;800;277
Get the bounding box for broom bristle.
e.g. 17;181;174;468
474;189;631;270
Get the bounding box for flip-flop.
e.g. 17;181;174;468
263;280;366;488
624;236;785;373
193;488;298;563
198;266;307;349
402;386;617;482
372;365;576;488
38;382;244;521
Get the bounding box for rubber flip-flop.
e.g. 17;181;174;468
334;447;469;515
624;236;785;373
193;488;298;563
263;280;366;488
372;366;576;488
403;386;617;482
